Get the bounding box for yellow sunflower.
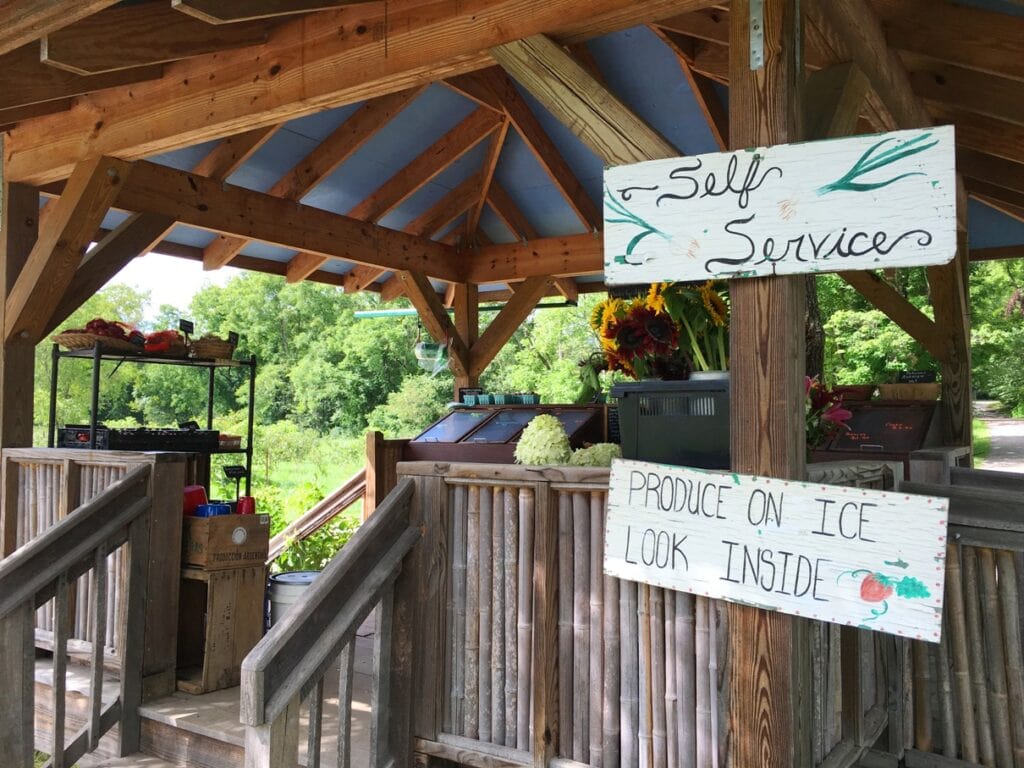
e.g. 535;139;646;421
700;281;729;327
646;282;668;314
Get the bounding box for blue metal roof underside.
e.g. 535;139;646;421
98;19;1024;299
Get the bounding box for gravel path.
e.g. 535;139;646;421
974;400;1024;472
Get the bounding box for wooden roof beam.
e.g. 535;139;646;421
840;271;947;362
964;180;1024;224
172;0;359;24
0;46;164;112
867;0;1024;83
470;66;603;231
463;233;603;283
203;87;424;270
971;246;1024;262
491;34;679;165
396;270;470;378
958;149;1024;198
470;276;553;377
929;105;1024;166
117;160;462;282
45;126;277;334
5;156;130;343
289;105;499;285
5;0;719;185
41;3;271;76
0;1;120;58
467;121;509;237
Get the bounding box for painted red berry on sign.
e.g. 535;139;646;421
860;573;894;603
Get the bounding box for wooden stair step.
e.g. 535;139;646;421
75;754;182;768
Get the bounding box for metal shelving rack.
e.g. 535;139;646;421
47;343;257;495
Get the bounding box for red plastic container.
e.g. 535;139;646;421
236;496;256;515
183;485;208;517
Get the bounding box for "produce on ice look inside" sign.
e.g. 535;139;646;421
603;125;957;284
603;459;949;641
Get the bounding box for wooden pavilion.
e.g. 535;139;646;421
2;1;1024;767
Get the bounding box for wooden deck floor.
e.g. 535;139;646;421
37;617;377;768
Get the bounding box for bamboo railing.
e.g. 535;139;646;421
899;467;1024;768
0;464;153;768
240;477;422;768
398;460;900;768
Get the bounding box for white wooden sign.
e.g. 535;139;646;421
604;459;949;641
603;126;957;284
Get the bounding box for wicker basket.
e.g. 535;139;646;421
51;332;140;353
189;336;236;360
877;382;941;401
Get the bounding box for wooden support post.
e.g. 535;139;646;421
0;145;37;447
470;277;553;378
727;2;809;768
453;284;480;398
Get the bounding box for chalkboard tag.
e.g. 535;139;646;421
897;370;936;383
179;319;194;334
227;331;240;345
223;465;248;479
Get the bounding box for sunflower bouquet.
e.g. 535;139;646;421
587;281;730;382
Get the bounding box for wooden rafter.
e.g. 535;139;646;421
0;46;164;113
0;99;73;131
470;276;553;377
464;233;602;283
41;3;271;76
958;149;1024;197
333;109;503;290
117;160;462;282
5;156;130;343
803;62;870;141
653;27;728;149
901;52;1024;130
867;0;1024;82
171;0;357;24
470;67;603;231
930;105;1024;165
964;180;1024;222
46;126;276;333
467;121;510;237
972;245;1024;262
5;0;718;185
0;1;120;58
348;109;503;223
491;34;678;165
203;87;424;271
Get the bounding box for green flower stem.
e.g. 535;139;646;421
715;328;728;371
680;314;709;371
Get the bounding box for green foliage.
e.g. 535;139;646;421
824;309;937;385
367;374;453;437
973;418;991;464
274;512;361;573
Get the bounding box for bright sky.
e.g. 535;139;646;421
109;252;240;320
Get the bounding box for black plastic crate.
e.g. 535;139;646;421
610;378;729;469
59;425;219;452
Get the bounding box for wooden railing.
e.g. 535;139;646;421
241;458;904;768
241;476;422;768
266;468;367;562
897;467;1024;768
1;448;187;698
0;464;152;768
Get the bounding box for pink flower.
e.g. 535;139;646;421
822;403;853;426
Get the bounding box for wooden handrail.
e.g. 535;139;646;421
0;463;151;618
0;462;154;768
266;468;367;562
241;476;419;727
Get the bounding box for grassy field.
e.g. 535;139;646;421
973;417;991;466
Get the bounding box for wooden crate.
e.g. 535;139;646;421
176;565;266;694
182;512;269;570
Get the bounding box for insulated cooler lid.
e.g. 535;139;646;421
269;570;320;585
